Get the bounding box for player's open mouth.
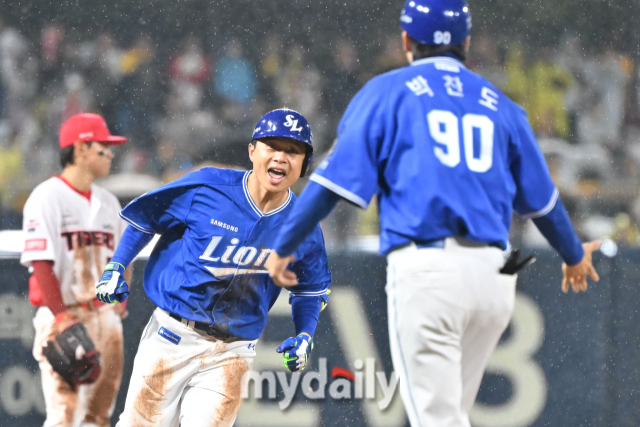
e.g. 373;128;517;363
268;168;286;184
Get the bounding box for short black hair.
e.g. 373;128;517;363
59;146;75;168
407;35;467;62
59;141;98;168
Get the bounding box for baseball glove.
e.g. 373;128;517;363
42;322;101;388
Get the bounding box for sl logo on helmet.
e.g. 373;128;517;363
284;115;303;132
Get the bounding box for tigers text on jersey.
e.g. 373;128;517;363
21;176;126;305
312;55;558;254
120;168;331;341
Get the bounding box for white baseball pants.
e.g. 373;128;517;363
386;238;517;427
116;308;256;427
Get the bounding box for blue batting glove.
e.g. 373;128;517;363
95;262;129;304
276;333;313;372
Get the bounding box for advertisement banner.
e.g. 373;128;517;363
0;249;636;426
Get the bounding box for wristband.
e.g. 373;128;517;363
104;261;125;272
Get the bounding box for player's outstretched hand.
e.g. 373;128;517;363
96;262;129;303
265;252;298;288
276;333;313;372
562;241;601;293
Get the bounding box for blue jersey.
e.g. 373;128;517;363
311;56;557;254
120;168;331;340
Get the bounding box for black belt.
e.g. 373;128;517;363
415;238;446;249
168;312;230;339
413;237;502;250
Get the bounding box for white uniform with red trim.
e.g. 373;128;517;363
21;176;127;427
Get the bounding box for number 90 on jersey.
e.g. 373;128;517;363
427;110;494;173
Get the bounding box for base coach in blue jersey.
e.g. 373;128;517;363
95;109;331;427
266;1;600;426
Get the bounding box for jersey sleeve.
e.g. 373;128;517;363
288;224;331;298
509;106;559;218
20;189;60;267
310;79;386;209
119;172;203;234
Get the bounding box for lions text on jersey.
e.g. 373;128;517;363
120;168;331;340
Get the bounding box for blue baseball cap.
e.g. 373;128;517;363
400;0;471;46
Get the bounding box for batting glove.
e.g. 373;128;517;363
95;262;129;304
276;333;313;372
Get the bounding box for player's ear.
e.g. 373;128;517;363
73;142;86;162
248;142;255;162
463;36;471;54
401;31;413;64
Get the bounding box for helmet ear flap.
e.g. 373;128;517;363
300;152;313;178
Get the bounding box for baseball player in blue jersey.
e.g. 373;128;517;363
94;109;331;427
266;1;600;426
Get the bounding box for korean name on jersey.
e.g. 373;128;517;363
120;168;331;341
312;56;557;254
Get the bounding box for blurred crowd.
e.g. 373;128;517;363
1;18;639;248
468;33;640;248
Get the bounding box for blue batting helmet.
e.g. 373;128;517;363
252;108;314;177
400;0;471;46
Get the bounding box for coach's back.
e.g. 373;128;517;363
313;55;555;254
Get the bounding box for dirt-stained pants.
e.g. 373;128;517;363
116;308;256;427
33;305;124;427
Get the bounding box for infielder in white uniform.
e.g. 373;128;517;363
266;1;600;426
22;113;129;427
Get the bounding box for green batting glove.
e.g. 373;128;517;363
276;333;313;372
